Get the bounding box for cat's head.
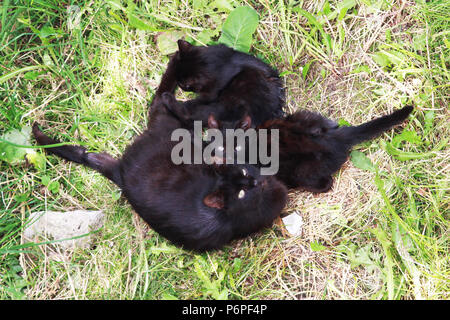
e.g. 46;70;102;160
174;40;209;93
161;92;254;164
287;110;339;137
203;164;287;224
175;40;230;95
204;113;252;165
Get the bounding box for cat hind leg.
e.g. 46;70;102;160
32;122;122;187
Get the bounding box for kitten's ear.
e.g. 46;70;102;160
208;114;220;129
237;115;252;130
203;190;225;209
177;39;193;55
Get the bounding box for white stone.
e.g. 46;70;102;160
282;212;303;236
23;210;105;249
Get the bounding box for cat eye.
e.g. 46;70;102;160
235;145;242;152
238;189;245;199
241;168;248;176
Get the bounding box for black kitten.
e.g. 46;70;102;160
173;40;285;126
32;56;287;252
161;91;253;165
258;106;414;192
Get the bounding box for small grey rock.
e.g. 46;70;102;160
23;210;105;249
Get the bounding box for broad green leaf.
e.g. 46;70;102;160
350;150;375;171
193;0;208;10
156;31;185;55
25;150;46;171
392;130;423;148
39;26;58;38
310;241;327;251
383;50;405;65
23;71;41;80
41;175;51;186
232;258;242;272
111;190;121;201
338;119;351;127
196;28;218;45
350;65;371;74
371;52;391;68
149;243;181;256
217;288;228;300
347;244;380;274
210;0;235;12
127;15;155;31
48;180;60;194
0;126;33;165
14;192;30;203
218;6;259;53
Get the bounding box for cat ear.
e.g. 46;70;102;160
177;39;193;55
203;190;225;209
208;114;220;129
237;115;252;130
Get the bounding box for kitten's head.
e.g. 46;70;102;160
204;164;287;230
205;113;252;165
174;40;210;93
287;110;339;137
175;40;232;95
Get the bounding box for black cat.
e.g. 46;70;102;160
173;40;285;126
33;55;288;252
257;106;414;192
160;91;253;166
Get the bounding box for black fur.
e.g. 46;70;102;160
258;106;414;192
173;40;285;126
33;55;287;252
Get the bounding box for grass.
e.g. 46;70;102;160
0;0;448;300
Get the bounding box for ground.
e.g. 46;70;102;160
0;0;448;299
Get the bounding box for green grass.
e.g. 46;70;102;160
0;0;448;299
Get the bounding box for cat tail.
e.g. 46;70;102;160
32;122;123;188
337;106;413;146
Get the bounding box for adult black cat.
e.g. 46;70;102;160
33;55;287;252
172;40;285;126
258;106;413;192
